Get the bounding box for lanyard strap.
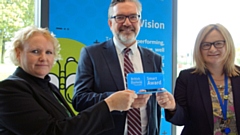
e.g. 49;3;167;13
208;73;228;120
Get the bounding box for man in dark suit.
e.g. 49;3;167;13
73;0;162;135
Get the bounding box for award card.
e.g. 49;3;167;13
127;72;166;94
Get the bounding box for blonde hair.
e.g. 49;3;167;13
9;26;61;66
192;23;239;76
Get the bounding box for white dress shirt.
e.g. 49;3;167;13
113;37;148;135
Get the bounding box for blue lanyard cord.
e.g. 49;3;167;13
208;73;228;120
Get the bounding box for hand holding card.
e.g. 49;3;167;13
127;73;166;94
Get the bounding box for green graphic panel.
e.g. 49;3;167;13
50;38;85;114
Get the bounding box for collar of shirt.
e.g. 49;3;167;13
113;36;138;55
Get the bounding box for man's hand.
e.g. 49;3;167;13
131;91;152;108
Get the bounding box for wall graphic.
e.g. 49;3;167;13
48;0;173;134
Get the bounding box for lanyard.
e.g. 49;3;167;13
208;73;228;120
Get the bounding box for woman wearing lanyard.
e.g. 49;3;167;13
157;23;240;135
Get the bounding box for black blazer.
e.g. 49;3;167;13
0;67;114;135
165;68;240;135
73;39;162;135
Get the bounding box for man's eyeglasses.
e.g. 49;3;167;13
111;14;140;23
201;40;226;50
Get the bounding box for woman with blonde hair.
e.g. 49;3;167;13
157;23;240;135
0;26;137;135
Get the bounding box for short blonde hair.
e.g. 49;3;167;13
193;23;239;76
9;26;61;66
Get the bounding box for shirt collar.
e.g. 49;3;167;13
113;36;138;55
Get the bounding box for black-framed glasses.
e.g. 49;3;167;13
201;40;226;50
110;14;140;23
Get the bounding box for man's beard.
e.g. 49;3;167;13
117;26;137;45
118;32;136;45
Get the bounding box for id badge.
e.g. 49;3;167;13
220;119;231;134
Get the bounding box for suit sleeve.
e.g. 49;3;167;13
72;47;115;112
165;70;190;125
0;80;114;135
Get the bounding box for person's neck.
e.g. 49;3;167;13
207;64;225;82
123;42;135;48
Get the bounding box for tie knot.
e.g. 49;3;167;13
124;48;131;55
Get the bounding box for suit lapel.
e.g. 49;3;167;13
139;47;151;112
231;76;240;131
138;47;161;135
49;85;75;116
34;83;70;116
197;74;214;131
138;47;152;72
13;67;69;116
102;40;125;90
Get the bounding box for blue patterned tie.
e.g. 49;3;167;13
124;48;142;135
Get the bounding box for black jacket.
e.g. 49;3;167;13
166;68;240;135
0;67;114;135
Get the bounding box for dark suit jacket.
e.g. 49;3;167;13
0;67;114;135
165;68;240;135
73;39;162;135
